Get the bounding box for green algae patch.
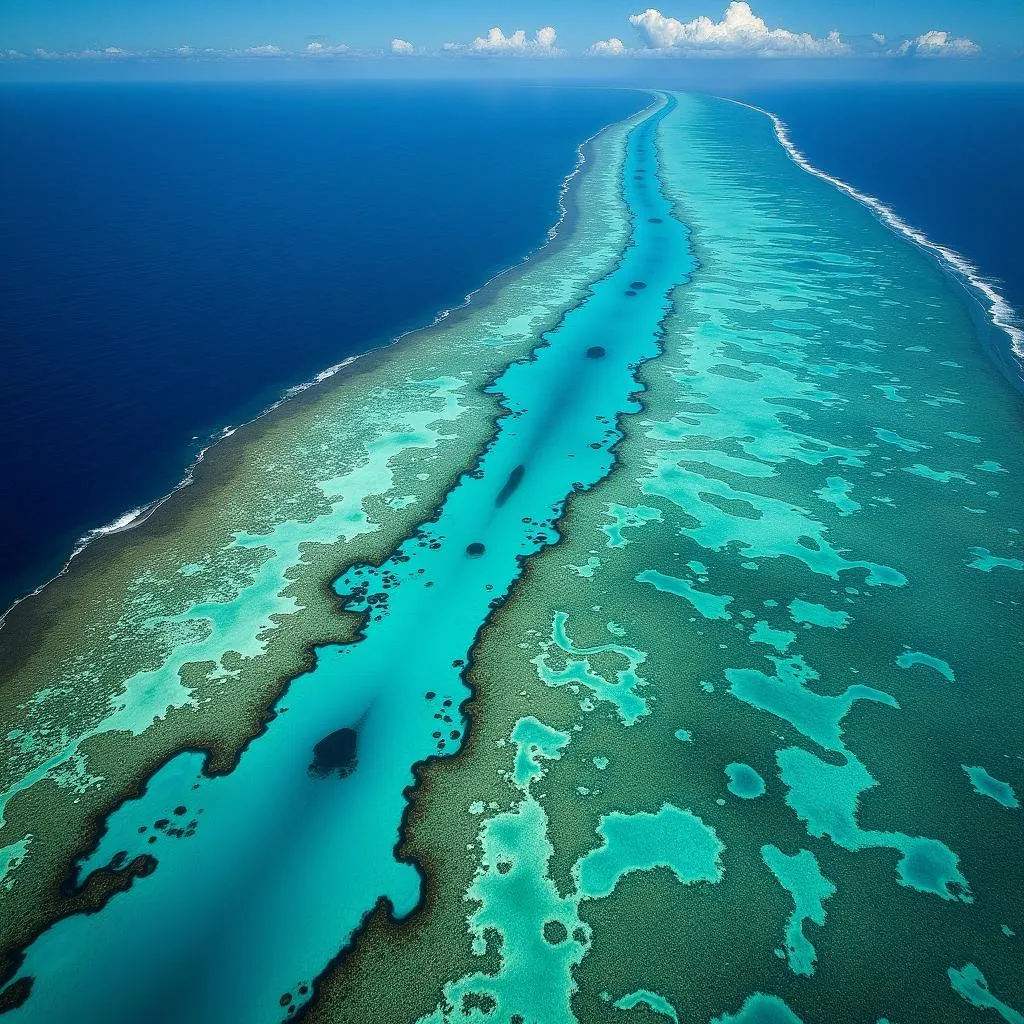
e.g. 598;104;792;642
896;650;955;683
725;762;766;800
533;611;650;726
787;599;851;629
777;746;972;902
968;546;1024;572
574;804;724;899
760;845;835;976
749;621;795;654
613;989;680;1022
816;476;861;517
712;994;805;1024
949;964;1024;1024
636;568;734;621
963;766;1020;810
727;656;898;753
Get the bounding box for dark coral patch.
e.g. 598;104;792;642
495;465;525;508
0;976;33;1013
462;993;497;1016
466;542;485;557
586;346;605;359
308;728;358;781
630;281;647;290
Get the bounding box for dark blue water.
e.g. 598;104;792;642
0;82;646;611
742;83;1024;342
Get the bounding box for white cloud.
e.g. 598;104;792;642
0;42;364;61
628;2;851;56
587;37;629;56
896;30;981;57
390;38;415;54
70;46;138;59
444;26;563;56
871;32;886;45
305;41;349;55
535;26;558;49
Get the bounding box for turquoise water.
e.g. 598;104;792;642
2;87;1022;1024
3;95;695;1023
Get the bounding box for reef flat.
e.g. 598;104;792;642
1;92;1022;1024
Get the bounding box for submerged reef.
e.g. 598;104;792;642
1;92;1022;1024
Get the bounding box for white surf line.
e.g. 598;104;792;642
0;97;659;629
725;98;1024;373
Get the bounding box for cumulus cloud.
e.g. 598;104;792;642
628;2;850;56
390;38;415;54
245;44;282;55
871;32;886;45
444;26;563;56
896;30;981;57
587;37;629;56
304;41;349;55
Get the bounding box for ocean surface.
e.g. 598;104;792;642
3;87;1022;1023
741;82;1024;360
2;81;1022;616
0;82;645;612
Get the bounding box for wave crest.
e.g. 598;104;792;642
730;98;1024;378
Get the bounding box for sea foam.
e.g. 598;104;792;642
730;99;1024;377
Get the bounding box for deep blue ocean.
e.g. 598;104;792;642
1;81;1022;613
744;83;1024;326
0;82;645;610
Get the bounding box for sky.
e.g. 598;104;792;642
2;0;1023;68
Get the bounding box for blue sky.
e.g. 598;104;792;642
2;0;1022;60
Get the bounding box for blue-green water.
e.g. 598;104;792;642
3;95;695;1023
1;88;1022;1024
